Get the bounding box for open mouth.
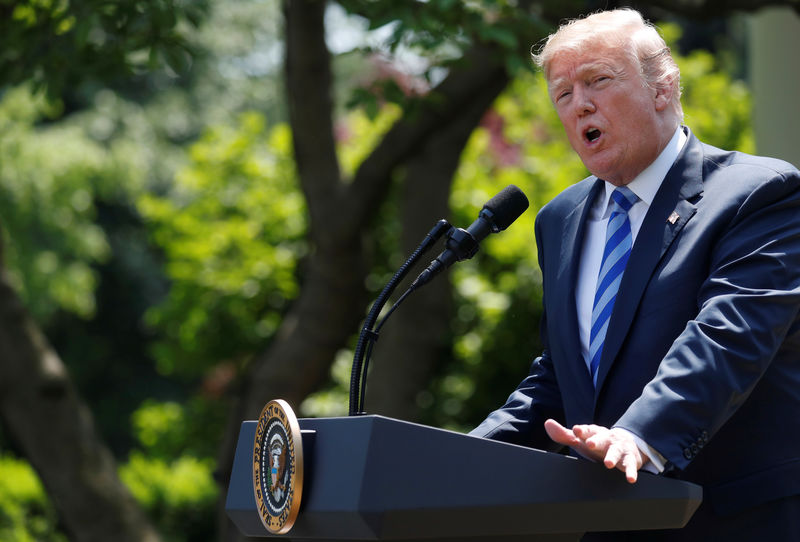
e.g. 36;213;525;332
585;128;601;143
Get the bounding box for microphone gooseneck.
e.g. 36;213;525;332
348;185;529;416
348;219;451;416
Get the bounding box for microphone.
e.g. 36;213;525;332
411;185;529;289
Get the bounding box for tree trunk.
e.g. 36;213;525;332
0;231;161;542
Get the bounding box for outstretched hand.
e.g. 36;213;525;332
544;419;649;483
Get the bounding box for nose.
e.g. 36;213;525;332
573;87;596;116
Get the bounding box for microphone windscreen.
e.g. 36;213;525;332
484;185;529;230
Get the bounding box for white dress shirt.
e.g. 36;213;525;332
575;126;686;471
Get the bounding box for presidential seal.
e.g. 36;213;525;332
252;399;304;534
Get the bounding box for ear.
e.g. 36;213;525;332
654;75;676;112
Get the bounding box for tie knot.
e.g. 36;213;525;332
611;186;637;213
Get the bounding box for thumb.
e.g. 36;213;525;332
544;419;580;447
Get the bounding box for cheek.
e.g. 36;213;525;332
555;109;571;130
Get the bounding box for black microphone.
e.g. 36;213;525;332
411;185;529;289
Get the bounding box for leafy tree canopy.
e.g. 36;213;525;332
0;0;209;99
0;86;145;320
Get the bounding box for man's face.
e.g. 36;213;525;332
548;47;670;186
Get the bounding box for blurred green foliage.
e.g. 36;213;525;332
0;403;219;542
120;453;217;542
138;113;307;378
122;400;218;542
0;1;286;538
0;82;178;460
131;398;226;460
0;0;209;98
137;101;402;386
0;455;66;542
0;86;126;320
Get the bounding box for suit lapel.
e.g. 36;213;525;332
555;178;604;402
594;131;705;394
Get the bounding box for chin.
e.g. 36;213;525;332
582;155;620;182
583;163;613;181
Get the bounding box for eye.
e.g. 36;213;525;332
556;89;572;102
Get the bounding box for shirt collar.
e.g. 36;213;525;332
597;126;687;215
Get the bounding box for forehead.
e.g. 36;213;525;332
547;48;631;88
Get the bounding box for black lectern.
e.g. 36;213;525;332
226;415;701;541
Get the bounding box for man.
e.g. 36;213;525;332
470;8;800;540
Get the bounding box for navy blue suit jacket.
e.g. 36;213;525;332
471;128;800;516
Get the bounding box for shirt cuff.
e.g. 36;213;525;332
615;427;667;474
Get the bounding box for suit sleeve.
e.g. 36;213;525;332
469;211;565;451
615;166;800;470
468;349;564;451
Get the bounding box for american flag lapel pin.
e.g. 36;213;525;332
667;211;680;225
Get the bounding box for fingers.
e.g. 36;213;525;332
574;424;610;453
603;441;623;469
545;420;606;463
600;432;642;483
544;419;580;447
547;422;643;484
622;452;639;483
572;424;602;441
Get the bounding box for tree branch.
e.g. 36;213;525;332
284;0;344;246
346;43;510;234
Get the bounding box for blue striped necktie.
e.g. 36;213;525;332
589;186;638;386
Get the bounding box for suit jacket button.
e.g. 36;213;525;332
684;448;693;460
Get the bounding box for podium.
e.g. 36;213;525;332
226;415;701;540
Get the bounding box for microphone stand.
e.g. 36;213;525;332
348;219;451;416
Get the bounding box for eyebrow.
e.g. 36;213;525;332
548;61;624;94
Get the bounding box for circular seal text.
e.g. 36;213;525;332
253;399;303;534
